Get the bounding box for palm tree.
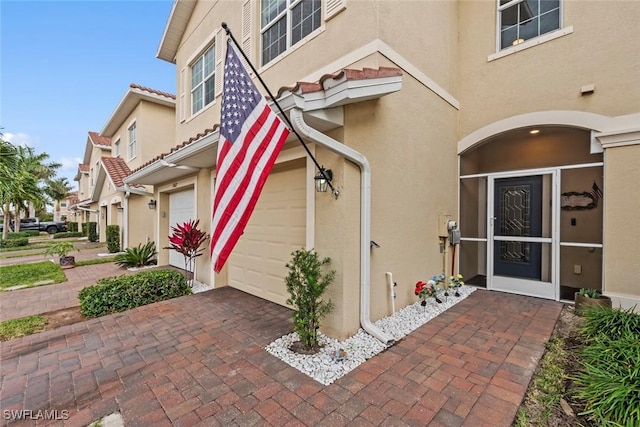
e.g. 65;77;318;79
0;136;19;239
2;145;60;233
45;177;73;220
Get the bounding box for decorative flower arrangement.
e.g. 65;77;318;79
414;279;442;305
448;274;464;297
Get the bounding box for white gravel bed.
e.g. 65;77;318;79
265;285;476;385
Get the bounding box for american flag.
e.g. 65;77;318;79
591;181;603;200
210;40;290;273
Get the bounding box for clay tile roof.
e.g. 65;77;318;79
130;126;219;174
130;83;176;100
79;163;89;172
101;157;143;188
275;66;403;99
88;131;111;147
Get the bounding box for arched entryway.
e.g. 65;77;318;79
458;116;605;301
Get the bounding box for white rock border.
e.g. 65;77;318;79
265;285;476;385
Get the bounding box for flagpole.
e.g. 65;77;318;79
221;22;339;199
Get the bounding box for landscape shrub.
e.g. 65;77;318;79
0;237;29;248
87;222;98;242
285;248;335;353
115;241;157;268
81;223;88;236
78;269;191;318
6;231;38;239
573;306;640;426
53;232;84;239
68;222;79;232
106;225;120;253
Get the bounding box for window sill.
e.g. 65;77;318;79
487;26;573;62
259;26;325;73
183;100;217;125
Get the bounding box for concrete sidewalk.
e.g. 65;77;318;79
0;287;562;426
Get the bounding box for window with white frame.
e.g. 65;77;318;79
498;0;560;50
128;122;136;160
114;139;120;158
261;0;322;66
191;44;215;115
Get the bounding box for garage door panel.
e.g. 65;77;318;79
227;166;305;307
169;189;195;268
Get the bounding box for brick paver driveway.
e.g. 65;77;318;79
0;287;562;426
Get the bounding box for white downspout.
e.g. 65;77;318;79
123;186;131;250
290;108;394;345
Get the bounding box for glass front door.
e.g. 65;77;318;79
489;172;555;299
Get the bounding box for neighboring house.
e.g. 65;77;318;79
74;84;176;247
125;0;639;341
57;191;79;222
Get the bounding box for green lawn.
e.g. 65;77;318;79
0;316;47;340
0;261;66;290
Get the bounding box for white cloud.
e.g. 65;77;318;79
58;156;83;171
4;132;39;148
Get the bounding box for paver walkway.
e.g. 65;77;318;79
0;287;563;426
0;263;137;322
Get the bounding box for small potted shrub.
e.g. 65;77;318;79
575;287;612;315
45;241;78;269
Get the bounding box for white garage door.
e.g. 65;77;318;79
169;188;195;268
227;164;306;307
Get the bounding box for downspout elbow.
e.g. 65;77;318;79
290;108;394;346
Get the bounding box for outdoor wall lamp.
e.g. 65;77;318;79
148;199;157;210
314;167;333;193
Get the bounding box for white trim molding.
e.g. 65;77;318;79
595;127;640;149
605;291;640;313
298;39;459;110
488;26;574;62
458;110;613;154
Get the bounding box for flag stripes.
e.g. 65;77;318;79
210;40;290;273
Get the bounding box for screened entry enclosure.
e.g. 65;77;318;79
459;127;603;300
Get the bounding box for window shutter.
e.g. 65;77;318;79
215;29;224;97
241;0;254;73
179;67;186;122
325;0;346;21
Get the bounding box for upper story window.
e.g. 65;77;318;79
498;0;560;50
191;45;215;115
114;139;120;158
261;0;322;66
128;122;137;160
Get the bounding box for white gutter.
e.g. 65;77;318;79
290;108;394;345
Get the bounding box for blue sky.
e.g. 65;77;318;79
1;0;176;189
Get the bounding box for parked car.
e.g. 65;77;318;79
0;217;68;234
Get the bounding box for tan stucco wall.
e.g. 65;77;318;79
106;101;175;170
174;0;458;146
603;144;640;300
313;72;459;339
127;195;155;249
457;1;640;137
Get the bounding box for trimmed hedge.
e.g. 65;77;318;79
87;222;98;242
6;231;39;239
53;232;84;239
68;222;79;233
0;237;29;248
78;269;191;318
106;225;120;253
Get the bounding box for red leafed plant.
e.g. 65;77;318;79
166;219;209;284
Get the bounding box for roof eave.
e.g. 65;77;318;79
157;0;196;63
101;87;176;137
